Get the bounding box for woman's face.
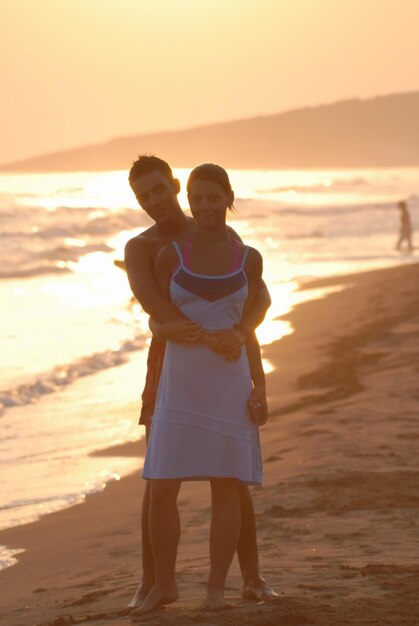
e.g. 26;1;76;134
187;179;233;229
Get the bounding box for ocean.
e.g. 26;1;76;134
0;166;418;570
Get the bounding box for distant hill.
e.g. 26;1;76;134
2;92;419;172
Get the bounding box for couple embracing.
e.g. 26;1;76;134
123;156;277;614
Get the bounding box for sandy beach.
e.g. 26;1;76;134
1;262;419;626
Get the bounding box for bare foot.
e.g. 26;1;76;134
120;582;154;615
130;583;178;615
204;587;225;611
241;577;280;602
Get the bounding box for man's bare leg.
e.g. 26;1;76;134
237;483;279;601
131;479;181;615
124;480;155;612
123;426;155;613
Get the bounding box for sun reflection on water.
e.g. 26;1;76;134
64;237;86;247
256;318;293;346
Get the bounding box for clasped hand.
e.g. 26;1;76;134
201;328;247;361
154;321;246;360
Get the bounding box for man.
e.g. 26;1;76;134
123;155;277;612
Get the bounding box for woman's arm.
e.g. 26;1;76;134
243;248;268;425
240;280;271;334
227;231;271;331
246;331;268;425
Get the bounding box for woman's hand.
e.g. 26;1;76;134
153;320;203;345
248;385;268;426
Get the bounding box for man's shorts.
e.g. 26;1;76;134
139;337;166;426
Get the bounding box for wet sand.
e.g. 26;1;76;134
1;262;419;626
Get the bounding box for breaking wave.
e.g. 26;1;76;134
0;334;147;417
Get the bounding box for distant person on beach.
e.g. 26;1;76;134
396;200;413;253
123;155;277;613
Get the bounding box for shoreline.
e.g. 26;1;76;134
1;262;419;625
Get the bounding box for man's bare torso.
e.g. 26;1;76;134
134;216;197;264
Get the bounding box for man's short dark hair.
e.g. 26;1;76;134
129;154;175;187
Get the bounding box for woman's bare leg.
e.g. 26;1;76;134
237;484;279;600
132;478;181;614
205;478;241;610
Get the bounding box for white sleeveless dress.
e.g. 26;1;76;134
142;241;263;485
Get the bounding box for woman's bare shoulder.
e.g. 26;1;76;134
245;245;263;263
244;246;263;276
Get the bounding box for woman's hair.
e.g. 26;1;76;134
187;163;234;209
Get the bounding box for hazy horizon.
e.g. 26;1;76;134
2;89;418;168
2;0;419;164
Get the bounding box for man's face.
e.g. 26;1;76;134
131;169;180;224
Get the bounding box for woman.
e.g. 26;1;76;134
138;163;267;613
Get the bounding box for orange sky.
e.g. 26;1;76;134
1;0;419;165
